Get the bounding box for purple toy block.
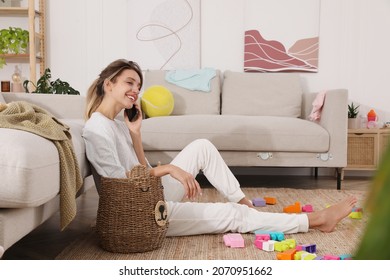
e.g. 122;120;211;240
252;198;266;207
301;244;316;253
223;233;245;248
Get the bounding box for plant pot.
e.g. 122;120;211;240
348;118;359;129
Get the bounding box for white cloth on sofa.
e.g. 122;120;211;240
165;68;216;92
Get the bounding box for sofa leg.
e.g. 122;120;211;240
314;167;318;178
0;245;4;259
336;168;342;190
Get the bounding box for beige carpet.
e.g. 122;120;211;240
56;187;367;260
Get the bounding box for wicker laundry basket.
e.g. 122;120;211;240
96;165;168;253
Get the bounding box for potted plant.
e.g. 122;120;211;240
23;68;80;95
348;102;360;129
0;26;29;69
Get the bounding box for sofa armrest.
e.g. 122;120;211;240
1;93;86;119
318;89;348;167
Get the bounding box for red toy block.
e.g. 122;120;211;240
302;204;313;212
223;233;245;248
323;254;341;260
283;202;301;213
255;234;271;241
254;239;265;249
352;207;363;212
264;197;277;205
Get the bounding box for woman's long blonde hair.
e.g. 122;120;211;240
85;59;143;120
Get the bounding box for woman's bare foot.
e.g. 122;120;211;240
307;196;357;232
238;197;255;208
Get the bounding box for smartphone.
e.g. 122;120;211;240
125;107;139;122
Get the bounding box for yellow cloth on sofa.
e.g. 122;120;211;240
0;101;83;230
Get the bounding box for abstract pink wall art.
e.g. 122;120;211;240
244;0;320;73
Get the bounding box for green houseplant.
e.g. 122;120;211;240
348;102;360;129
354;143;390;259
0;27;29;69
23;68;80;95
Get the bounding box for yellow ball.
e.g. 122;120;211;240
141;85;174;117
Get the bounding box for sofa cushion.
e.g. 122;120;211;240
144;70;221;115
0;119;90;208
141;115;329;153
222;71;302;117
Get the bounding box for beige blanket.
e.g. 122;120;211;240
0;101;83;230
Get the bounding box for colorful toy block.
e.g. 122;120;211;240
255;234;271;241
262;240;275;252
254;230;284;240
294;251;305;260
269;232;285;241
284;239;296;249
352;207;363;212
252;198;266;207
349;206;363;219
302;204;313;212
277;249;297;260
299;243;316;253
323;254;341;260
254;239;265;250
302;253;317;260
223;233;244;248
274;241;289;252
264;196;277;205
339;254;353;260
349;211;363;219
283;202;301;213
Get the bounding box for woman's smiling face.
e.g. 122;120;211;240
109;69;142;109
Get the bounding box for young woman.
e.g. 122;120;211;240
82;59;357;237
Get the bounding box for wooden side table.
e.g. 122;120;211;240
343;128;390;175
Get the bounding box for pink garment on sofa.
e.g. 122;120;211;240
309;91;326;121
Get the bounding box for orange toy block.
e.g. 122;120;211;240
264;197;277;205
277;249;297;260
283;202;301;213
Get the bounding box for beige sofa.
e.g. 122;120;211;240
0;93;93;258
141;70;348;189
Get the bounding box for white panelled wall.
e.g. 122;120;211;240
46;0;390;121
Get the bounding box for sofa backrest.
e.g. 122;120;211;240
221;71;303;118
1;93;86;119
143;70;221;115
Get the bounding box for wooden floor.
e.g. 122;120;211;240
2;174;372;260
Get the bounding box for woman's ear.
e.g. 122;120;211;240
103;79;112;92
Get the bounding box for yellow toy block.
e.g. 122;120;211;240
284;239;296;249
274;241;289;252
303;253;317;260
349;211;363;219
294;251;306;260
